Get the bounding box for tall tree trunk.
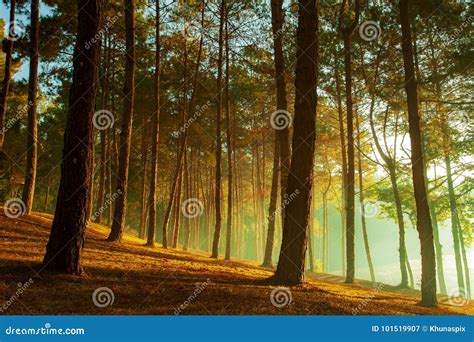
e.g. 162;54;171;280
171;19;190;249
224;10;233;260
457;212;471;298
0;0;16;150
445;153;464;290
139;124;149;238
399;0;437;306
422;31;448;296
270;0;291;214
108;0;136;242
255;142;263;261
389;168;409;287
95;36;110;224
211;0;225;259
308;223;314;272
271;0;318;285
43;177;51;212
365;50;409;287
147;0;161;247
263;134;279;267
183;148;191;251
429;198;446;294
43;0;101;274
263;62;281;263
172;160;183;248
355;110;375;282
334;57;347;276
339;0;360;284
22;0;39;214
161;4;204;249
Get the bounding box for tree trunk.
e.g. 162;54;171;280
108;0;136;242
445;153;465;290
95;36;110;225
334;57;347;276
43;0;101;274
211;0;225;259
399;0;437;306
22;0;39;215
429;198;446;294
183;148;191;251
270;0;291;215
389;168;409;288
271;0;318;285
224;10;233;260
147;1;161;247
355;110;375;282
172;165;183;248
139;124;149;238
43;177;51;212
339;0;360;283
323;194;328;273
263;134;279;267
0;0;16;149
366;54;410;288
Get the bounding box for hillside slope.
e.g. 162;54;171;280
0;212;472;315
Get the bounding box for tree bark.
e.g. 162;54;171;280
172;160;183;248
0;0;16;150
22;0;39;215
211;0;226;259
339;0;360;284
108;0;136;242
271;0;318;285
146;0;161;247
399;0;437;306
445;153;464;290
43;0;101;274
161;3;204;249
334;58;347;275
355;110;375;282
263;134;279;267
139;124;149;238
263;0;289;266
224;8;233;260
95;37;111;224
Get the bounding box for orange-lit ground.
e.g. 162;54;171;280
1;212;472;315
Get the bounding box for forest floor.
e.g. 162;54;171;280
0;211;472;315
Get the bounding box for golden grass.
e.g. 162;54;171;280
0;211;472;315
